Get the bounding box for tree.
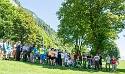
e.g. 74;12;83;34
57;0;125;54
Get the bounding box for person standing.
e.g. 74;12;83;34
6;41;11;60
82;52;87;69
47;46;51;64
58;50;62;66
22;43;29;62
13;42;18;60
39;45;45;64
64;50;68;66
29;44;34;62
99;54;102;70
54;49;58;66
111;56;117;72
91;55;95;69
87;54;92;69
16;41;22;61
33;45;38;63
61;51;65;66
105;55;111;72
2;40;7;60
50;48;55;66
94;54;100;70
44;46;48;61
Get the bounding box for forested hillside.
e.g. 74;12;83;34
12;0;56;36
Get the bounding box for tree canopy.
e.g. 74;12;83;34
57;0;125;55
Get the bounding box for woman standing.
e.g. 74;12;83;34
50;48;55;66
111;56;118;72
6;42;11;60
33;45;38;63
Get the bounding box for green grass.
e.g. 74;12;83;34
0;59;125;74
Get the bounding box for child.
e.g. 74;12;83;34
67;58;72;67
75;56;82;68
91;55;95;69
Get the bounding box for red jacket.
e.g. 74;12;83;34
111;58;117;64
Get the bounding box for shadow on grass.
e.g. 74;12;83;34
41;65;125;73
8;58;125;73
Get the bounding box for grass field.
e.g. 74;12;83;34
0;59;125;74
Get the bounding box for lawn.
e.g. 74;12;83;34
0;59;125;74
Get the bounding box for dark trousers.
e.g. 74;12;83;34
83;59;87;69
58;57;62;66
23;53;27;62
16;50;20;61
95;61;99;70
106;63;110;71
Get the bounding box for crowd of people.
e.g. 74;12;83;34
0;40;119;72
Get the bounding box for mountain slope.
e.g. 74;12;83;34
24;8;56;36
10;0;56;36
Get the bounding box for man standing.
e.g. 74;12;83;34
61;50;65;66
39;45;45;64
22;43;29;62
87;54;92;69
16;41;22;61
58;50;62;66
82;52;87;69
105;55;111;72
94;54;100;70
99;54;102;70
29;44;34;62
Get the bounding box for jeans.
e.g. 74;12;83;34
88;60;91;69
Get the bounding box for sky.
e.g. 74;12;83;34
18;0;125;58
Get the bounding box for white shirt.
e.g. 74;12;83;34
14;44;17;50
64;52;68;58
94;56;100;61
54;51;58;58
61;53;64;59
106;56;111;63
67;59;72;64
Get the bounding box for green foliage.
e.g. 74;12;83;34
0;0;72;51
57;0;125;54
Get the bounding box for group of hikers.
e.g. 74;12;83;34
0;40;119;72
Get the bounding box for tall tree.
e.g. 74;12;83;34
57;0;125;54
